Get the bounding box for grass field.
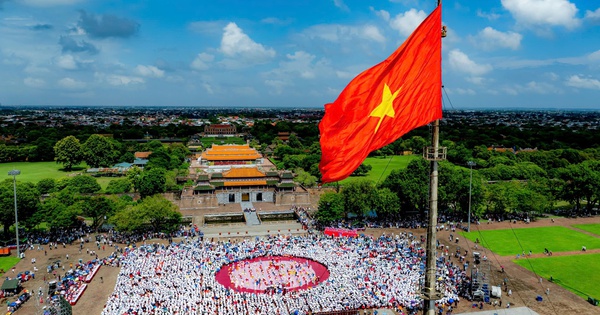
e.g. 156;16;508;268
338;155;419;185
572;224;600;236
461;226;600;256
0;161;84;183
514;253;600;299
0;256;20;277
200;136;245;146
0;161;113;190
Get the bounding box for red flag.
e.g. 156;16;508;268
319;6;442;183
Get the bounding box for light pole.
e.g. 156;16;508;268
467;161;475;232
8;170;20;258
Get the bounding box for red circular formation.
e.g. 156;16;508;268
215;255;330;294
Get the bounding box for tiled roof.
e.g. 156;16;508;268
134;151;152;158
222;167;266;178
200;144;261;161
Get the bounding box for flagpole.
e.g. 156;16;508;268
422;1;445;314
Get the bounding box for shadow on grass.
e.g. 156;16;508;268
58;166;87;172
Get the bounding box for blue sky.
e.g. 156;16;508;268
1;0;599;109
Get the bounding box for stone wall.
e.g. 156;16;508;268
216;190;274;204
275;191;310;206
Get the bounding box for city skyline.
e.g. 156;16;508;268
1;0;599;109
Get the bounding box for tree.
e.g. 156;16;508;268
126;166;143;192
315;192;345;224
136;168;166;198
294;168;317;187
68;175;101;193
106;178;133;194
83;196;116;231
82;134;119;168
373;188;400;216
54;135;83;170
380;158;429;216
342;179;376;217
36;178;57;195
110;194;181;232
351;163;372;176
0;180;40;236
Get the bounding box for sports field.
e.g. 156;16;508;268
573;223;600;236
0;161;82;183
340;155;419;184
514;253;600;299
461;226;600;256
0;161;111;190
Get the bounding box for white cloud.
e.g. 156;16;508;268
24;77;45;88
361;25;385;43
190;53;215;71
472;27;522;50
284;51;317;79
501;0;581;29
565;75;600;90
220;22;275;63
372;8;390;22
265;79;288;95
448;49;493;76
19;0;82;7
452;88;476;95
477;10;501;21
589;50;600;61
545;72;559;81
333;0;349;11
135;65;164;78
302;24;385;43
585;8;600;23
58;77;85;89
98;74;145;86
56;55;78;70
466;77;486;85
260;17;292;25
524;81;558;94
389;8;427;37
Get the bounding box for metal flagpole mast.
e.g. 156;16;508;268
422;1;446;314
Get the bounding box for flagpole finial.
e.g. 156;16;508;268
441;26;447;38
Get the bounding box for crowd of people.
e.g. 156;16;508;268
101;232;468;315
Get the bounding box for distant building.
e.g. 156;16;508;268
204;124;237;137
487;146;515;154
135;151;152;159
277;131;290;142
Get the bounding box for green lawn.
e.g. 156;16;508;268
0;161;113;190
0;161;84;183
573;224;600;236
200;136;245;146
514;253;600;299
461;226;600;256
0;256;20;277
338;155;419;185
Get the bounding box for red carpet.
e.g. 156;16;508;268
215;255;330;293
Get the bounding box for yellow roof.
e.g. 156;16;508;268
224;180;267;186
223;167;266;178
201;144;261;161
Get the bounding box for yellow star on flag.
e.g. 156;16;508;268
369;83;401;133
